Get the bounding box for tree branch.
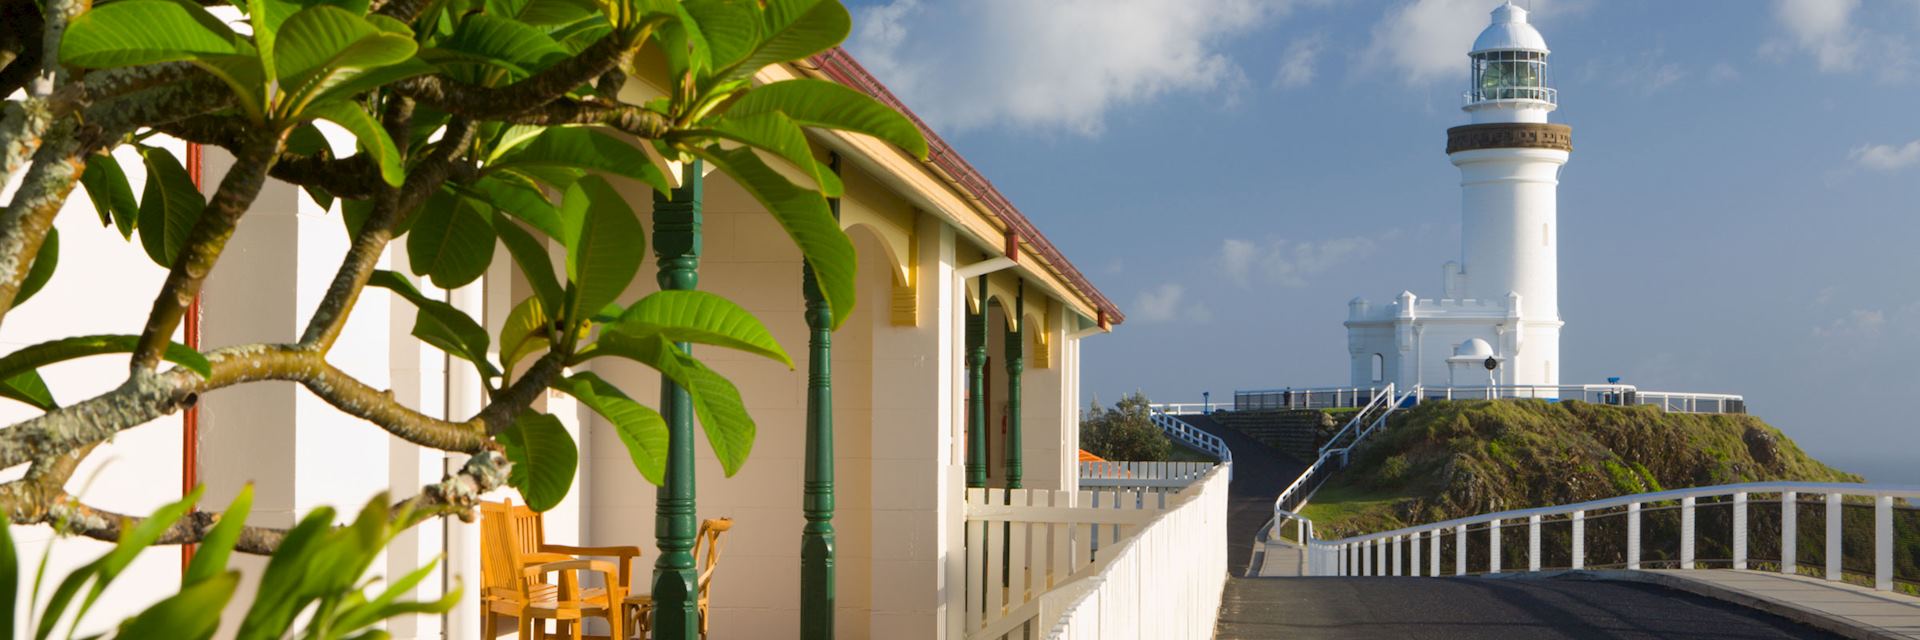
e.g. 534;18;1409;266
131;131;286;372
17;451;511;555
299;119;477;351
392;29;642;122
0;121;86;330
160;115;379;200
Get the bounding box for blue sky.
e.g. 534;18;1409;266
842;0;1920;482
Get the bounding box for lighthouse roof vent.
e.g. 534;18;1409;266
1472;3;1548;54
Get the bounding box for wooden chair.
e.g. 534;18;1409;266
480;499;643;639
624;518;732;639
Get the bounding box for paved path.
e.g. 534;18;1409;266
1174;413;1305;574
1215;576;1847;639
1631;570;1920;639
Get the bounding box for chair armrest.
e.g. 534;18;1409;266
521;559;627;601
541;544;641;559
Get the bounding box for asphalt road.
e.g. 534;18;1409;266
1175;413;1307;574
1215;576;1845;639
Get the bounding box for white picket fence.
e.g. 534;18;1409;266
1078;461;1215;488
963;464;1229;640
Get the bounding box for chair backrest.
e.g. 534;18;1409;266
694;518;733;602
480;499;548;598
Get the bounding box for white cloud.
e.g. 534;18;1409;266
849;0;1293;135
1814;309;1887;339
1220;236;1377;288
1275;34;1326;89
1365;0;1582;86
1130;283;1208;324
1851;140;1920;171
1773;0;1861;72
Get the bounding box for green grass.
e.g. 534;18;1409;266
1168;441;1218;463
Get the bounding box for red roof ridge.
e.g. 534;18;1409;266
808;47;1124;327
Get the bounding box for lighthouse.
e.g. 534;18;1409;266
1345;2;1571;390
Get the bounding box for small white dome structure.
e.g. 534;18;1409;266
1454;338;1495;358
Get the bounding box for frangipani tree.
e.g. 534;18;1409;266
0;0;924;632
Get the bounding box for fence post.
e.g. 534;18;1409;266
1489;519;1502;574
1455;524;1467;576
1826;493;1842;582
1378;537;1388;576
1782;491;1797;575
1528;515;1541;572
1572;510;1585;570
1876;495;1893;592
1431;528;1441;576
1681;496;1696;570
1733;492;1748;570
1392;536;1402;576
1364;538;1373;576
1627;502;1641;571
1411;531;1422;577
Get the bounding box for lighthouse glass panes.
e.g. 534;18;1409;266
1471;51;1553;104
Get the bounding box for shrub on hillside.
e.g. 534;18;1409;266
1081;393;1172;462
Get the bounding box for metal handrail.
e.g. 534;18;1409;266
1271;385;1418;517
1304;481;1920;593
1146;407;1233;479
1318;384;1396;458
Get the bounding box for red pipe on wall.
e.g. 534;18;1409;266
182;142;202;571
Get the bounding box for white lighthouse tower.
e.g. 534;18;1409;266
1345;2;1571;390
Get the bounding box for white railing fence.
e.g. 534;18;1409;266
1046;465;1231;640
1412;385;1746;415
1143;409;1233;475
1079;461;1214;489
1234;386;1386;411
1303;482;1920;595
961;464;1228;640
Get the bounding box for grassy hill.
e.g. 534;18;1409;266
1302;400;1859;538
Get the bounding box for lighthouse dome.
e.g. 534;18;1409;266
1472;3;1548;54
1454;338;1495;358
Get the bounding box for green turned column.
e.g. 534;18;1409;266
799;156;840;639
651;163;703;640
964;274;988;489
1003;282;1023;490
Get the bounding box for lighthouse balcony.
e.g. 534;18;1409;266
1462;86;1556;107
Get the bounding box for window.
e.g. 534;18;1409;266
1372;354;1385;383
1470;50;1550;102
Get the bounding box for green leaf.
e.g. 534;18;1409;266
0;370;55;410
286;124;338;208
613;290;790;367
15;228;56;307
489;127;670;195
680;0;754;75
235;506;336;639
274;6;418;114
496;412;577;511
575;332;754;476
330;557;457;632
114;572;238;640
710;0;849;87
136;146;208;268
0;334;211;380
306;101;405;186
60;0;243;68
498;295;552;374
433;14;568;85
561;372;668;484
462;176;562;238
725;78;929;159
191;54;270;124
183;485;253;588
307;57;437;114
702;112;842;196
406;195;497;289
369;271;499;377
0;519;15;639
78;488;204;628
695;145;855;330
559;176;646;325
490;216;564;313
81;154;139;238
